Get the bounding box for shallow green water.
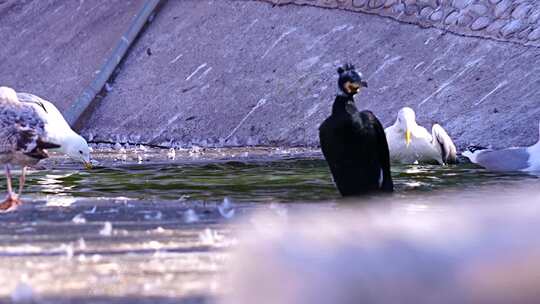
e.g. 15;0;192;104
13;157;538;203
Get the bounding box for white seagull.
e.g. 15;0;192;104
463;121;540;173
385;107;457;165
16;92;92;168
0;86;60;210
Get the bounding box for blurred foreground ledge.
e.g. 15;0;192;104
223;181;540;304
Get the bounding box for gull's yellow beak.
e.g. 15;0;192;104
405;129;412;147
84;162;93;170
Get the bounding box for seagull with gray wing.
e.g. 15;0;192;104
17;92;92;168
463;121;540;173
0;86;59;211
385;107;457;165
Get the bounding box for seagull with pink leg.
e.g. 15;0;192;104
0;86;59;211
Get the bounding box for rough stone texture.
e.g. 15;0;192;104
0;0;145;111
262;0;540;47
81;0;540;149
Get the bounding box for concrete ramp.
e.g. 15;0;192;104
80;0;540;149
2;0;539;149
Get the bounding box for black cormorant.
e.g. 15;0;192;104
319;64;393;196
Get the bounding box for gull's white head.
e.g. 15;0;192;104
0;86;18;103
62;134;92;169
395;107;417;147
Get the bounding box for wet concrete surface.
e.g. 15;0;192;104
0;198;237;304
0;194;331;304
0;148;327;304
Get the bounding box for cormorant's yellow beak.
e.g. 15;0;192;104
405;129;412;147
84;162;93;170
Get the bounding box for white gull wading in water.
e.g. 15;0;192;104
16;92;92;168
385;107;457;165
0;86;60;211
462;121;540;173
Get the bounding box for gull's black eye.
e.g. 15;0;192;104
79;150;83;154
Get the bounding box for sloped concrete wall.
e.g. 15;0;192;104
0;0;145;111
81;0;540;149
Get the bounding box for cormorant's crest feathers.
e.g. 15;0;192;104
337;63;356;75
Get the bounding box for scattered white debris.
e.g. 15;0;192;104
45;196;78;207
167;148;176;159
170;53;183;64
78;238;87;250
405;182;423;188
474;81;509;106
199;66;213;79
144;211;163;221
10;282;35;303
225;98;268;142
147;241;163;250
199;228;224;246
184;209;199;223
15;227;35;233
113;142;123;150
269;203;288;218
178;195;190;201
116;154;128;162
84;206;97;214
154;226;166;234
59;243;74;259
148;12;156;23
99;222;113;237
262;27;297;59
78;254;87;263
72;213;86;224
189;145;202;155
186;63;208;81
218;197;236;219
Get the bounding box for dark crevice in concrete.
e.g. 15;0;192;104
89;139;320;150
89;139;170;149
